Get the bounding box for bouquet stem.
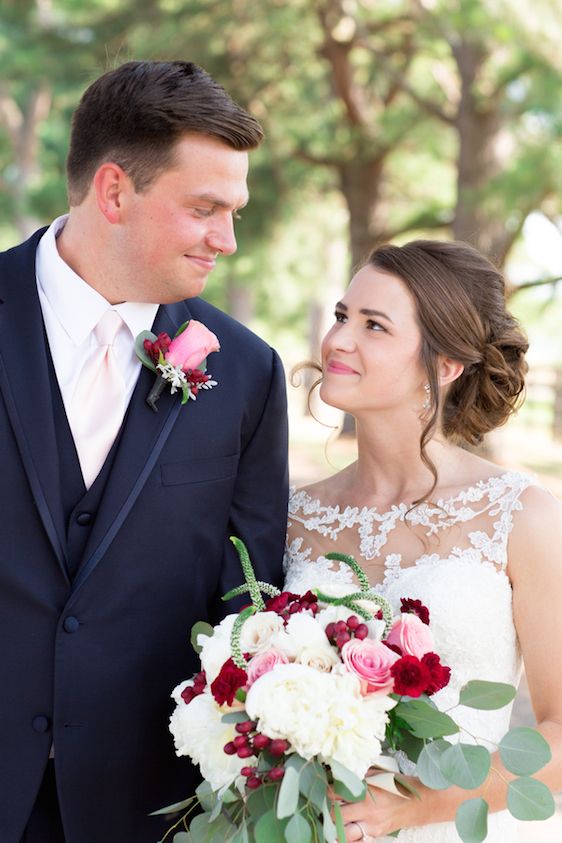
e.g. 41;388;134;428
146;373;167;412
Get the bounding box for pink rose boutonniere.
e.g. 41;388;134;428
135;320;220;411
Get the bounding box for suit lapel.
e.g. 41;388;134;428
72;300;191;594
0;230;69;579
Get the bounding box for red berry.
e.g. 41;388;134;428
241;766;256;777
252;733;271;751
325;622;336;640
268;767;285;781
223;742;237;755
246;776;262;789
233;735;248;748
269;739;289;756
355;624;369;640
335;631;351;649
347;615;360;630
235;720;256;734
237;745;254;758
335;620;348;634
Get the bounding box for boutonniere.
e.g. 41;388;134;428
135;320;220;412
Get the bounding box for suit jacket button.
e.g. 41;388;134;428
63;616;80;633
76;512;92;526
32;715;51;733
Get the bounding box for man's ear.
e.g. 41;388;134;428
92;162;131;224
438;356;464;387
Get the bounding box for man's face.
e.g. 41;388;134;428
119;134;249;303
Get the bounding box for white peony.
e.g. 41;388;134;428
197;614;237;684
239;611;286;655
169;687;245;791
245;663;393;779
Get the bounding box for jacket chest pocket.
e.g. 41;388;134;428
160;454;239;486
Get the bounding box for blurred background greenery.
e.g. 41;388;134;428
2;2;562;835
1;0;562;484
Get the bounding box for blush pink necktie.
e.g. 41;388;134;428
68;310;126;489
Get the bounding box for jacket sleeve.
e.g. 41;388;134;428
213;347;289;619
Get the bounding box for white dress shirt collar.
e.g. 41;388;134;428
36;214;159;346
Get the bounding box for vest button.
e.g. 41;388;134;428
76;512;92;526
32;715;51;733
63;616;80;633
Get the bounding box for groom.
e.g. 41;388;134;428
0;61;288;842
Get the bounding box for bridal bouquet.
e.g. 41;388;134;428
157;539;553;843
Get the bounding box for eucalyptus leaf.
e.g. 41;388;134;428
189;812;213;841
221;710;251;724
174;320;190;337
150;795;196;815
276;761;301;819
230;825;250;843
172;834;191;843
455;797;489;843
458;680;516;710
298;759;328;811
191;621;214;654
195;781;216;812
440;744;491;790
507;777;555;821
329;759;365;798
499;727;552;775
255;808;287;843
284;812;312;843
322;798;337;843
416;740;453;790
134;329;158;372
394;700;459;738
246;782;277;820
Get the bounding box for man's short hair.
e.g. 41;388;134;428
66;60;264;205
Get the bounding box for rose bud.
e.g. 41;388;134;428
165;320;220;373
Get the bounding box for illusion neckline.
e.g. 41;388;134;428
290;469;529;519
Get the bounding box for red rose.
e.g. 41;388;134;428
422;652;451;695
390;655;431;697
400;598;430;626
210;658;248;706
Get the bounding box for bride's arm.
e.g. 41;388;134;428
340;483;562;840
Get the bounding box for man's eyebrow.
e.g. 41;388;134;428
335;301;393;323
187;193;249;210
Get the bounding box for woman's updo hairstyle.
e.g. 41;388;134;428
367;239;529;446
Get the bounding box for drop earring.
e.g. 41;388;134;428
422;383;431;412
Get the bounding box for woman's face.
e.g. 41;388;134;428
320;265;428;419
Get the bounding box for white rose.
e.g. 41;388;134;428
198;614;237;683
169;688;245;791
279;613;340;671
239;611;286;655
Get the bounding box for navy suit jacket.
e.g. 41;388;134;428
0;229;289;842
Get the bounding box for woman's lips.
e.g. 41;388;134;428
326;360;359;375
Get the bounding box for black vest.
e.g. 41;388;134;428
47;351;122;580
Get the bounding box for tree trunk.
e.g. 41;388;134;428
338;158;385;272
225;277;255;326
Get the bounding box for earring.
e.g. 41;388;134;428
422;383;431;412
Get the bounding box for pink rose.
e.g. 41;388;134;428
341;638;399;695
246;649;288;687
166;320;220;372
386;613;435;659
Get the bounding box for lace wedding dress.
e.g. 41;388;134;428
284;470;535;842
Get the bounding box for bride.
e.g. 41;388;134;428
284;239;562;842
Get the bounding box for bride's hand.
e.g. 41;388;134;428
339;777;425;841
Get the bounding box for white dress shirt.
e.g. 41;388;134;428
36;215;159;427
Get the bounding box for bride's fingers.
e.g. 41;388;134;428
344;819;373;842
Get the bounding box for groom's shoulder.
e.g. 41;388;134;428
186;297;277;364
0;227;47;272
